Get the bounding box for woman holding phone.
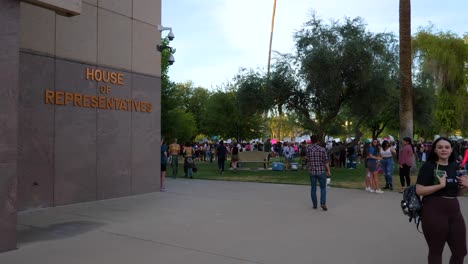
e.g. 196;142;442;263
416;137;466;264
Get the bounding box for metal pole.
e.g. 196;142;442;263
264;0;277;142
266;0;277;80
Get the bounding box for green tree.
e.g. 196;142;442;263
291;14;398;141
413;71;437;138
235;68;268;116
204;89;263;141
346;37;400;139
165;108;197;144
170;81;211;136
413;28;468;135
160;39;177;140
268;55;299;140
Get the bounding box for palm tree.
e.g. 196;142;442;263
399;0;413;143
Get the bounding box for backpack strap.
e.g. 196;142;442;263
416;217;423;233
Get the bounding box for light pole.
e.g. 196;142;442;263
267;0;277;81
264;0;277;142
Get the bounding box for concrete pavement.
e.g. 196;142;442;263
1;178;466;264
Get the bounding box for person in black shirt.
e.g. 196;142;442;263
216;141;228;174
416;137;466;264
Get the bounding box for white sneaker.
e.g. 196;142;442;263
365;187;370;192
369;189;375;193
375;189;384;194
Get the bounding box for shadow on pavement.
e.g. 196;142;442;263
18;221;105;245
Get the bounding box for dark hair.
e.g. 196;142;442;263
310;135;318;143
382;140;390;150
403;137;412;144
185;142;191;147
362;142;370;157
427;137;456;163
371;139;380;155
403;137;415;153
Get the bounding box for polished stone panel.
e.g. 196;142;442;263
96;67;131;200
133;0;161;26
23;0;81;16
20;2;55;55
18;53;55;210
56;3;97;64
54;59;97;205
82;0;96;6
132;20;160;77
97;8;132;71
99;0;131;17
131;73;160;194
0;0;19;253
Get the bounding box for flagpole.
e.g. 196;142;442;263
267;0;277;80
264;0;277;143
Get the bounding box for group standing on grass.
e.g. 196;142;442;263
160;135;468;263
361;137;411;194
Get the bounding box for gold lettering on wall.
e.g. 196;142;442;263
44;89;152;113
43;67;152;114
85;67;124;85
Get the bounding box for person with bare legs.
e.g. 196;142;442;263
160;138;168;191
362;141;372;191
367;139;383;193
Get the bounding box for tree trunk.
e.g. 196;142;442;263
277;104;282;141
399;0;413;145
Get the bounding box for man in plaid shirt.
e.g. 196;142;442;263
306;135;331;211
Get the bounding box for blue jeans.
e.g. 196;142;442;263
171;155;179;178
310;173;327;207
381;157;394;185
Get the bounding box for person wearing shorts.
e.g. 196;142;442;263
160;138;168;191
366;139;383;193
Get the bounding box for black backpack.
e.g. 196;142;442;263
400;185;423;232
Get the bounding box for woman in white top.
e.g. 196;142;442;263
380;140;397;190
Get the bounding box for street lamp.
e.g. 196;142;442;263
344;121;352;142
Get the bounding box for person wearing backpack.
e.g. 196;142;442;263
416;137;466;264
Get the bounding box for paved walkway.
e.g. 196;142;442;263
1;178;467;264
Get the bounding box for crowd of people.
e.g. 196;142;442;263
161;135;468;263
160;139;269;190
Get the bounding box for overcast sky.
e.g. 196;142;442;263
162;0;467;89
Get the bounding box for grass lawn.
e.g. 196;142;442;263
178;157;419;191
